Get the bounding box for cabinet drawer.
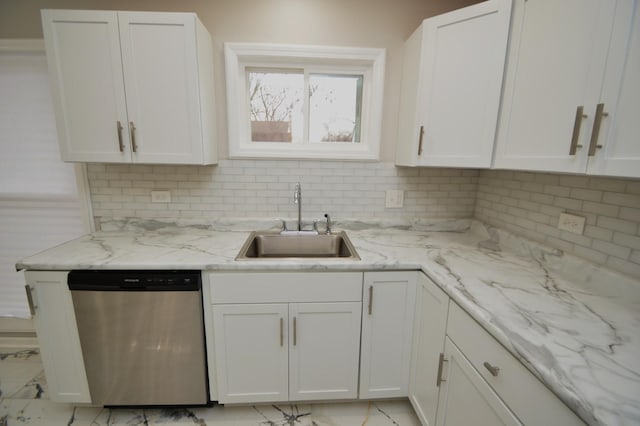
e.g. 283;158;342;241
208;272;363;303
447;302;584;425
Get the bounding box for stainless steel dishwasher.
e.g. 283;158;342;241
68;270;209;406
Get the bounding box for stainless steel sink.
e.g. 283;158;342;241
235;231;360;260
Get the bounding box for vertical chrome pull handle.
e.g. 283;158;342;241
483;361;500;377
436;353;448;387
368;285;373;315
293;316;297;346
24;285;36;316
280;317;284;347
116;121;125;152
417;125;425;155
588;103;608;156
129;121;138;153
569;106;587;155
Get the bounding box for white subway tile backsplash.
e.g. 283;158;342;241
597;216;638;234
476;170;640;279
87;161;478;225
603;192;640;209
86;162;639;278
612;233;640;250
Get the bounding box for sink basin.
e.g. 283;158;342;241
235;231;360;260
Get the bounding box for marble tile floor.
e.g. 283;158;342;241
0;347;421;426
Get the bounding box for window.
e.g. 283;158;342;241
0;40;90;318
225;43;385;160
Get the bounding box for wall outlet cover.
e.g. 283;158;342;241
558;213;586;235
151;190;171;203
385;190;404;208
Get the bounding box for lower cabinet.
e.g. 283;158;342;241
440;302;585;426
408;272;449;425
289;302;362;401
212;304;289;403
408;273;584;426
436;337;521;426
24;271;91;403
212;302;361;404
360;271;416;399
208;272;363;404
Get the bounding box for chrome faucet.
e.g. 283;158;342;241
293;182;302;232
324;213;332;235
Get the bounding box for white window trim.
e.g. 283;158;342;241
225;42;386;160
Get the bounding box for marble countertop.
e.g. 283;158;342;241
16;218;640;426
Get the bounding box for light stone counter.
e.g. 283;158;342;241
16;218;640;426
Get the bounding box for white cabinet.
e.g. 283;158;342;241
587;2;640;177
408;273;449;426
407;273;584;426
436;337;521;426
289;302;362;401
24;271;91;403
212;304;289;403
208;272;362;404
359;271;416;399
395;0;511;168
438;302;585;426
494;0;640;178
41;10;217;165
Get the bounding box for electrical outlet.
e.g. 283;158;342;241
385;190;404;208
151;190;171;203
558;213;586;235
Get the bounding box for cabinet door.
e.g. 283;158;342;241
212;304;289;404
409;273;450;426
360;271;416;399
436;338;521;426
289;302;361;401
41;10;131;163
25;271;91;403
118;12;204;164
494;0;617;173
417;0;511;168
587;0;640;177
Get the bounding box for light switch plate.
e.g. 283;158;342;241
385;190;404;208
151;190;171;203
558;213;586;235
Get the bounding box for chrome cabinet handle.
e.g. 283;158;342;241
368;285;373;315
436;353;448;387
24;285;36;316
588;103;608;156
280;317;284;347
293;316;297;346
129;121;138;153
483;361;500;377
417;125;425;156
569;106;587;155
116;121;125;152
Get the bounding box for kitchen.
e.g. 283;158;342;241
1;0;639;425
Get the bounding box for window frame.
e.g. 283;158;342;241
225;42;386;160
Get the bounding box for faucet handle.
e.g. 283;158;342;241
324;213;332;235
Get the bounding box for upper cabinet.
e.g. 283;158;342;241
494;0;640;178
395;0;512;168
41;10;217;165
